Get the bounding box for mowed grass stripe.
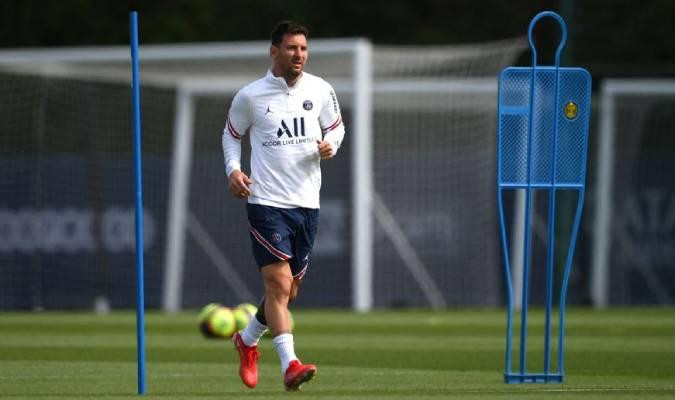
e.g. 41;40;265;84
1;361;674;399
1;344;673;378
3;308;675;323
2;321;674;338
3;333;673;353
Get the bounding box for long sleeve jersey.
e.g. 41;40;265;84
222;69;345;209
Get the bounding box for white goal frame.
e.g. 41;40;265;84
0;41;507;312
160;39;375;312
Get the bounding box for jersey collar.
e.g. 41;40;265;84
265;69;304;93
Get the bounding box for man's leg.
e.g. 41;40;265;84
235;204;291;389
261;260;293;336
240;276;298;351
260;261;316;390
255;275;301;324
260;260;298;376
238;297;268;347
237;204;316;390
232;261;294;390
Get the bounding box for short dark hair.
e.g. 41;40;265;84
270;21;309;46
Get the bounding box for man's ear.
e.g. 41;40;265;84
269;45;277;59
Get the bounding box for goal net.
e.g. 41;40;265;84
591;80;675;307
0;68;173;310
0;37;526;310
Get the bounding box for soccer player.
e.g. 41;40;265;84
221;21;345;391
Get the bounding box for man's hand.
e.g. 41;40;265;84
228;170;252;198
316;140;334;160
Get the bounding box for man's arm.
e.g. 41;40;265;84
223;132;252;197
222;90;253;197
318;83;345;159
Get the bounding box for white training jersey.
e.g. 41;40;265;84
222;69;345;209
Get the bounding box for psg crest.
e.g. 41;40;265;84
303;100;313;110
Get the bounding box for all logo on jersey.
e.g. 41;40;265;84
263;117;313;147
303;100;313;110
277;117;305;138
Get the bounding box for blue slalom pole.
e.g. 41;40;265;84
532;12;566;379
129;10;146;395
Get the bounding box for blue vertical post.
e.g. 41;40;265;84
129;10;146;396
531;13;567;379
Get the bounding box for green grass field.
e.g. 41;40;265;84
1;308;674;399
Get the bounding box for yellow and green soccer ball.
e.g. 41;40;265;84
198;302;294;339
198;303;220;338
198;303;236;339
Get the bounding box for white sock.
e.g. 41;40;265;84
241;316;268;347
272;333;298;373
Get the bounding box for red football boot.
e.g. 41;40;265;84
283;360;317;391
232;332;260;388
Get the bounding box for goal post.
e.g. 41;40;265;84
591;79;675;308
351;40;373;312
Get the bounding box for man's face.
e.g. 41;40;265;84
271;33;308;80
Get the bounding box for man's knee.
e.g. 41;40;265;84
266;276;292;298
261;262;293;299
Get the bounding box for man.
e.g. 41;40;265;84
221;21;345;391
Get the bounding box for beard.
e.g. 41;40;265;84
286;64;302;78
282;65;303;84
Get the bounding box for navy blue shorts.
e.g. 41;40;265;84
246;203;319;279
